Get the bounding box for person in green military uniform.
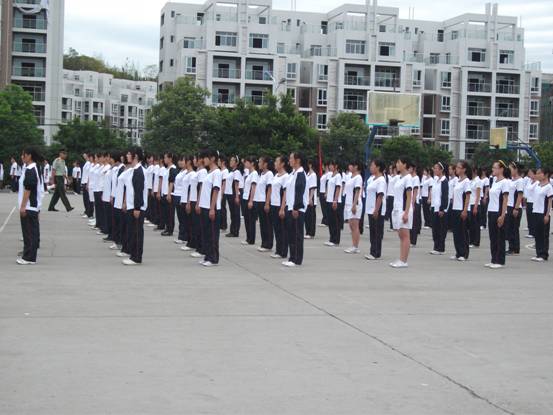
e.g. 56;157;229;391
48;150;74;212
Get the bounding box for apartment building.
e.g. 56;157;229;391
158;0;542;159
540;73;553;142
0;0;64;145
61;70;157;143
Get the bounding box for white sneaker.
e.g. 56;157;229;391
109;244;119;250
489;263;504;269
96;231;104;235
450;255;457;260
318;224;328;227
81;214;88;218
484;263;492;267
174;239;185;244
270;253;283;259
304;235;312;240
531;257;545;262
241;240;249;245
390;261;408;268
364;254;377;260
116;252;130;258
525;235;534;239
344;247;360;254
526;244;535;250
429;250;443;255
190;252;203;258
122;259;140;266
324;242;336;247
16;258;36;265
469;244;475;248
423;226;430;230
457;257;466;262
282;261;296;267
180;246;192;251
144;219;151;224
202;261;217;267
257;247;269;252
480;226;484;230
147;223;156;227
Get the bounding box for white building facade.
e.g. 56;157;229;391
158;0;542;159
0;0;65;144
61;70;157;144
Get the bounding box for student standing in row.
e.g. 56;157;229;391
524;168;538;240
450;161;471;261
242;158;259;246
531;167;552;262
479;169;490;230
304;161;317;239
72;162;81;194
108;153;126;249
144;155;155;225
255;156;274;252
270;155;289;259
198;150;222;267
173;156;188;244
421;169;432;229
160;153;177;237
365;159;387;260
99;153;114;238
43;159;51;192
469;168;482;248
409;166;422;247
225;156;241;238
325;161;342;247
385;166;397;230
343;161;363;254
429;162;449;255
319;164;331;227
81;152;93;218
184;157;201;254
219;157;229;231
506;162;524;255
390;157;413;268
17;148;42;265
10;157;21;192
282;152;307;267
486;161;510;269
121;148;148;266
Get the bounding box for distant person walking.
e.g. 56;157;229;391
48;150;74;212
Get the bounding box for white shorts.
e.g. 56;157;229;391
392;209;413;230
344;203;363;220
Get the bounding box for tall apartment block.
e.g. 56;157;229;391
540;73;553;142
0;0;64;145
61;70;157;144
158;0;542;159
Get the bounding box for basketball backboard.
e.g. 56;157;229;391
490;127;508;149
367;92;421;128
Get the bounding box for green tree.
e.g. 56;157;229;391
0;84;44;164
143;77;210;155
470;143;516;170
321;112;370;166
51;118;129;163
533;141;553;168
379;135;451;168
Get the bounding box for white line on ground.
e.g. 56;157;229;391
0;206;16;234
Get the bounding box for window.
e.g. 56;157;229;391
437;29;444;42
277;42;285;54
170;59;174;67
75;88;80;97
249;33;268;49
469;48;486;62
171;10;175;18
259;16;266;24
317;64;328;81
287;87;296;104
440;72;451;88
531;77;540;94
316;113;327;130
445;53;452;64
85;89;93;98
429;53;440;64
451;30;458;40
121;94;128;103
529;123;538;138
75;101;81;112
317;88;327;106
346;40;366;54
160;37;164;49
286;63;297;79
159;60;163;72
160;13;165;26
441;96;451;112
215;32;237;47
530;100;539;116
413;70;422;87
499;50;514;65
183;37;196;48
310;45;322;56
379;25;386;33
185;57;196;73
379;42;395;57
170;35;175;43
111;104;118;114
440;119;450;136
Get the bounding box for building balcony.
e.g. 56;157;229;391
467;82;491;93
13;18;47;30
245;70;273;81
467;106;491;117
343;99;367;111
374;75;400;88
212;94;236;105
13;42;46;54
466;130;489;140
62;104;72;111
495;108;519;118
12;66;45;78
496;84;520;94
14;0;42;4
344;75;370;86
212;68;241;79
244;95;267;105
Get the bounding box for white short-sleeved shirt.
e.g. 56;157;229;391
285;167;308;213
469;177;482;206
326;173;342;203
243;170;259;200
452;177;471;211
174;169;187;198
188;170;199;202
344;174;362;206
101;164;113;202
72;167;81;179
421;175;432;197
448;176;458;201
254;170;274;203
320;171;331;193
392;174;412;211
307;172;318;205
234;170;244;190
145;164;154;190
431;176;447;211
110;165;123;198
532;183;553;214
366;176;387;216
270;173;289;207
481;177;490;200
199;168;223;210
162;165;176;196
223;169;234;195
152;165;161;192
158;166;167;195
525;180;538;203
488;178;509;213
507;177;524;208
197;168;208;185
114;167;132;209
411;175;421;203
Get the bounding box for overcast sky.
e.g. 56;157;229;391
64;0;553;72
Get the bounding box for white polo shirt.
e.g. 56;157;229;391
326;173;342;203
199;168;222;210
114;167;131;209
507;177;524;208
488;178;509;213
431;176;447;211
188;170;199;202
285;167;308;213
254;170;274;203
392;174;412;212
469;177;482;206
270;172;289;207
101;164;113;202
152;165;161;192
243;170;259;200
366;175;387;215
452;177;471;211
174;169;187;198
320;171;331;194
532;183;553;214
344;174;362;206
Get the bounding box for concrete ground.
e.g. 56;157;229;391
0;192;552;415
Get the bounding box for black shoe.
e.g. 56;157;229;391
67;207;74;212
161;231;173;236
48;208;59;212
225;233;237;237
